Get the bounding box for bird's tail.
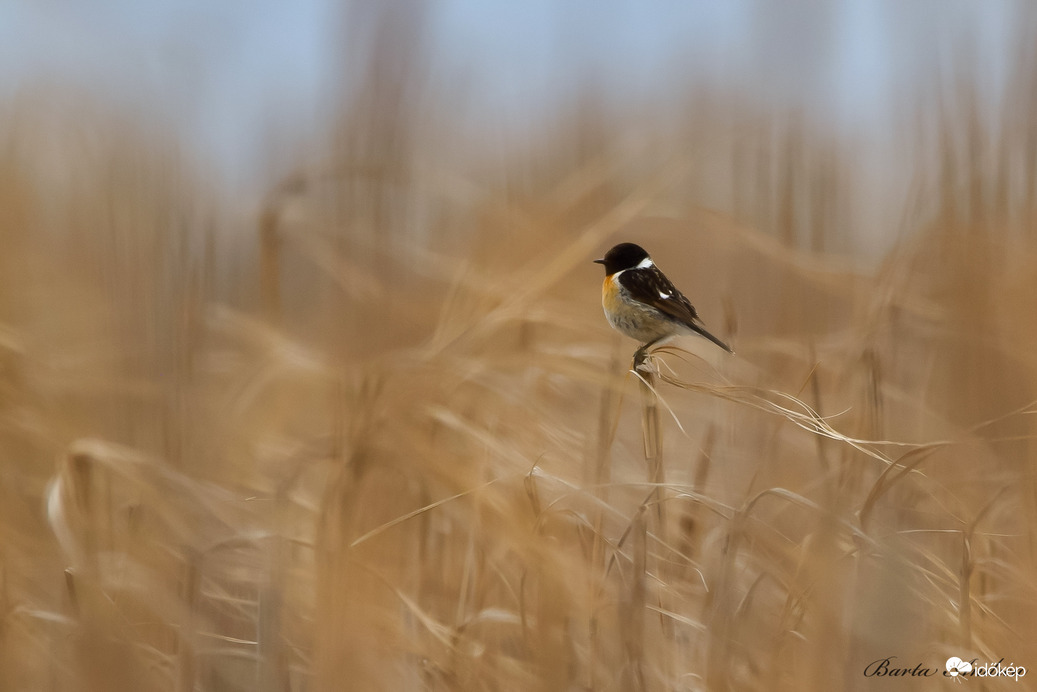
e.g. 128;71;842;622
689;323;734;354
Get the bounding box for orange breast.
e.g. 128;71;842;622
602;275;623;313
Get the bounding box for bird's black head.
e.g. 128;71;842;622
594;242;650;275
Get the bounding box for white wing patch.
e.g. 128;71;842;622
636;257;654;269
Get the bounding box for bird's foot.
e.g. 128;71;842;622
632;344;657;374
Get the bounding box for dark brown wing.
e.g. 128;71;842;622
618;266;701;327
618;266;734;353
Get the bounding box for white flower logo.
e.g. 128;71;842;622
946;657;973;679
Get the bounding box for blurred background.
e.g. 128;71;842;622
2;2;1036;691
3;0;1031;254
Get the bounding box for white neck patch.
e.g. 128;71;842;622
636;257;654;269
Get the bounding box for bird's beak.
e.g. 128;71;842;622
593;258;605;265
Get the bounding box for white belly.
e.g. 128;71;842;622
603;275;682;343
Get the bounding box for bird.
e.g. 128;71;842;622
594;242;733;356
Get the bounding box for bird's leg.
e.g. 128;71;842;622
633;338;662;372
633;344;648;370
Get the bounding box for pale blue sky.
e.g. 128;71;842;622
0;1;1027;192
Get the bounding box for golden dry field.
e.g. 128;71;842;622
2;10;1037;692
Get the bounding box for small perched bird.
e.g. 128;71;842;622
594;242;733;355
